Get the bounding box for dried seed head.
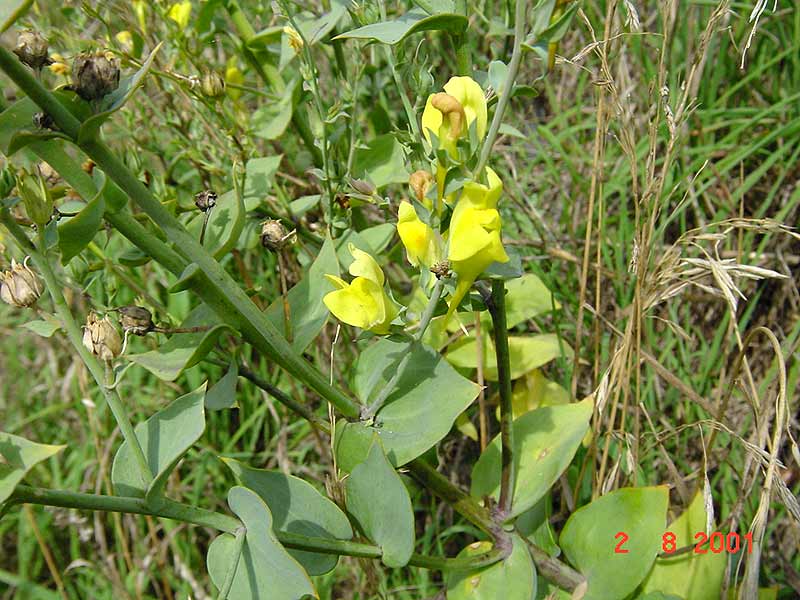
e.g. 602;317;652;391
430;260;451;279
260;219;295;251
1;259;43;308
117;305;154;336
194;189;217;212
33;112;57;131
201;70;226;98
409;170;434;203
72;52;120;101
82;312;122;360
14;31;52;71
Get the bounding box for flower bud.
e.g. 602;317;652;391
194;189;217;211
117;306;154;336
14;31;52;71
349;178;375;196
72;52;121;101
409;170;434;203
48;53;70;76
201;71;226;99
17;169;54;227
1;259;43;308
260;219;295;251
82;312;122;360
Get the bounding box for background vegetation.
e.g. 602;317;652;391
0;0;798;598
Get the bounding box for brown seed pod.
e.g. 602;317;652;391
194;190;217;212
0;259;43;308
260;219;296;251
14;31;52;71
117;306;154;336
200;71;226;98
82;312;122;360
72;52;120;101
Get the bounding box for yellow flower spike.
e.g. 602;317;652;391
421;76;487;158
444;168;509;322
323;245;399;334
397;201;439;268
168;1;192;30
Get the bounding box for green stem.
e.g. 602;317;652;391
0;212;153;488
487;279;515;517
8;485;505;572
0;45;360;419
474;0;526;177
362;278;445;419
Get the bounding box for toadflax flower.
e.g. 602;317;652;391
168;1;192;29
1;259;43;308
445;167;509;321
397;201;439;268
421;76;487;158
323;244;399;334
82;312;122;360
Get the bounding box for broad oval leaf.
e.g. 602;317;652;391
0;0;32;32
222;458;353;575
77;43;163;143
560;486;669;600
352;134;409;189
471;398;592;519
638;491;726;599
207;486;317;600
185;188;244;260
0;432;64;504
345;435;415;567
334;10;467;45
128;305;231;381
353;338;480;466
446;534;536;600
447;333;571;381
111;385;206;498
265;236;339;353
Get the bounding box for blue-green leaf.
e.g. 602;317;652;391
57;177;105;264
352;134;409;189
446;535;536;600
0;432;64;504
205;360;238;411
334;10;467;45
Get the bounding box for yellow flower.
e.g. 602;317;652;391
48;53;69;76
323;244;399;334
284;26;304;54
397;201;439;268
115;31;133;52
421;76;487;158
168;1;192;30
225;57;244;100
445;167;509;321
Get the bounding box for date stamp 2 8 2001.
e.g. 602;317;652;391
614;531;753;555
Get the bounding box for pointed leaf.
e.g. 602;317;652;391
639;492;726;600
345;436;414;567
222;458;353;575
111;385;206;498
0;432;64;504
207;486;317;599
446;534;536;600
353;338;480;466
22;316;61;338
77;43;163;143
57;178;105;264
334;10;467;45
265;236;339;353
205;360;239;411
560;486;669;600
471;398;592;519
128;305;231;381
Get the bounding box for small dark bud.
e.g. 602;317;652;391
194;189;217;212
14;31;52;71
72;52;120;101
430;260;451;279
349;178;375;196
117;306;154;336
260;219;296;251
201;71;226;99
33;112;57;131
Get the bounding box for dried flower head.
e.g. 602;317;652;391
72;52;120;101
82;312;122;360
409;170;434;203
194;189;217;212
0;259;43;308
14;31;52;71
260;219;296;251
201;71;226;98
430;260;451;279
117;306;154;336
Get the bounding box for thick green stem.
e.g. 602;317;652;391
0;212;153;488
474;0;527;177
487;279;515;517
8;486;505;571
